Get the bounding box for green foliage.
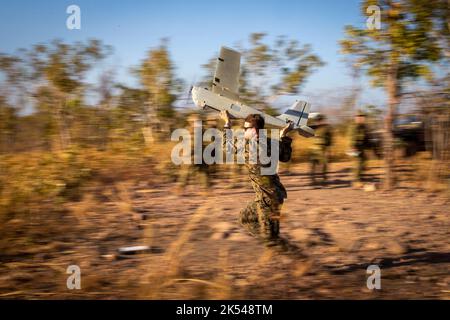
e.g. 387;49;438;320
243;33;325;106
139;40;181;120
18;39;111;95
339;0;447;89
0;148;92;218
340;0;448;188
0;95;18;153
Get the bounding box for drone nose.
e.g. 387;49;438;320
191;87;202;108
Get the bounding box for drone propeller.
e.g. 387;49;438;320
180;76;196;102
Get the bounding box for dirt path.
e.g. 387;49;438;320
1;162;448;299
131;162;449;299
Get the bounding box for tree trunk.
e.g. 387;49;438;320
58;98;71;150
384;64;399;189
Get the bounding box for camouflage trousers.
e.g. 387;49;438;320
310;156;328;183
239;195;282;244
354;151;367;182
178;164;211;189
239;195;310;257
308;149;330;184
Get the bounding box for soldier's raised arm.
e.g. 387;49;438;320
278;122;294;162
221;110;237;154
278;136;293;162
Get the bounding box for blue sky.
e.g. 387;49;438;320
0;0;387;110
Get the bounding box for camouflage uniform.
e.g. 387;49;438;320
350;122;370;181
178;162;210;190
203;116;219;182
223;129;292;244
308;124;333;184
178;117;211;190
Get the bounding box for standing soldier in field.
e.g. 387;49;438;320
203;113;219;182
177;113;211;193
308;113;333;186
220;110;294;247
349;111;370;185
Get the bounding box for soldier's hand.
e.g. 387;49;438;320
280;121;295;138
220;110;231;127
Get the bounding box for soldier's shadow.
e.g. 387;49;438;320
261;235;311;261
361;173;382;184
240;223;310;260
323;179;352;189
324;250;450;275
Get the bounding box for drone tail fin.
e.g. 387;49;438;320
276;100;314;137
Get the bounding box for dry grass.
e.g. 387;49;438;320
0;135;448;299
139;204;216;299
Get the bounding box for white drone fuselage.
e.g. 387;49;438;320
191;46;314;137
192;86;314;137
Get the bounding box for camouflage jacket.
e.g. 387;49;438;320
350;123;370;151
310;124;333;152
223;129;292;203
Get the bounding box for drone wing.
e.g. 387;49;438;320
212;46;241;101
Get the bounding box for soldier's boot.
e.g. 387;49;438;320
238;201;260;237
260;221;307;258
353;179;362;188
256;199;286;247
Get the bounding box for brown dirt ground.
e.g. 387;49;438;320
0;161;449;299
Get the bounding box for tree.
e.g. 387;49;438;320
96;69;116;149
340;0;448;189
33;86;59;150
0;95;18;153
139;39;182;143
0;54;28;152
110;84;148;146
0;39;111;150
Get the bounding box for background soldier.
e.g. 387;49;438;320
203;113;219;182
220;110;294;247
177;113;211;193
308;113;333;186
349;111;370;185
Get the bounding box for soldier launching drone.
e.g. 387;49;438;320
191;47;315;248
